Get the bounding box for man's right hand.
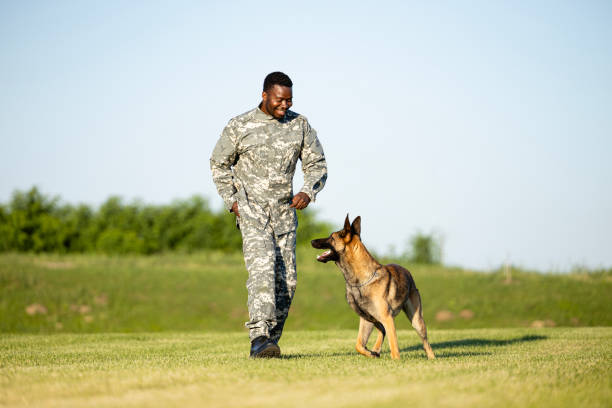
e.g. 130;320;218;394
231;201;240;217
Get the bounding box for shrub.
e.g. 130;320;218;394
0;187;332;254
404;231;442;264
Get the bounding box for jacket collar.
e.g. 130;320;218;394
254;105;289;122
254;105;274;121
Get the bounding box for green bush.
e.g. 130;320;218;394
0;187;331;254
404;231;442;264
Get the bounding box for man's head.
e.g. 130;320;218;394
261;72;293;120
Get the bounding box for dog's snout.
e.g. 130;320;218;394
311;238;327;249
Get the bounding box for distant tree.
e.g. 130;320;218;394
0;187;333;254
0;187;64;252
404;231;442;264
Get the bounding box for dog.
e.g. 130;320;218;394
311;215;435;360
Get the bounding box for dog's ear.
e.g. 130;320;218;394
351;216;361;236
344;214;351;232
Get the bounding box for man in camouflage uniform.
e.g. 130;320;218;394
210;72;327;358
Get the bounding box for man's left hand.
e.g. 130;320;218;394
290;192;311;210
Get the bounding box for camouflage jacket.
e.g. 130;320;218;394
210;107;327;235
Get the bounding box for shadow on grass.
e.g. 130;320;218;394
279;350;492;359
401;334;548;353
280;351;355;359
278;335;547;360
436;351;492;358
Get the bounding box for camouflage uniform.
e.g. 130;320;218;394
210;106;327;341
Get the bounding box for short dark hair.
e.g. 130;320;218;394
263;71;293;92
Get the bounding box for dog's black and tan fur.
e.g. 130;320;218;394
311;215;435;360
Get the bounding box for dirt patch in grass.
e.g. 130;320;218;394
459;309;474;319
436;310;454;322
25;303;48;315
531;319;556;328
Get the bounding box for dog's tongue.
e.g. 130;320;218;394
317;250;332;261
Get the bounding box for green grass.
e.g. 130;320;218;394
1;328;610;407
1;251;610;333
1;253;610;406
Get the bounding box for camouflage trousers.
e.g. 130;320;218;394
240;222;297;342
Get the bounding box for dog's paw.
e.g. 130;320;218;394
370;351;380;358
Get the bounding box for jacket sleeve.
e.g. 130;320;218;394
299;120;327;202
210;121;239;211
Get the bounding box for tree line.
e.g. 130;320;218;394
0;187;332;254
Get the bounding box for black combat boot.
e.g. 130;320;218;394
250;336;280;358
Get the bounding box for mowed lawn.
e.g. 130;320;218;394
1;327;610;408
1;253;610;406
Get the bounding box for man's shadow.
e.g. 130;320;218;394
280;334;547;359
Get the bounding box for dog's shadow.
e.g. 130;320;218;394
403;334;547;351
280;335;547;360
399;334;548;358
280;351;355;359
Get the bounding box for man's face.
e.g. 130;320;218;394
261;85;293;119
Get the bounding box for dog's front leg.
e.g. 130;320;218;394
381;314;401;360
355;317;379;358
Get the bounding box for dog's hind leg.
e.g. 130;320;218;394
355;317;380;358
404;289;435;359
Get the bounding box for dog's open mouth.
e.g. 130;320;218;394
311;237;338;263
316;249;337;263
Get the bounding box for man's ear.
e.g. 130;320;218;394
344;214;351;232
351;216;361;236
261;90;268;102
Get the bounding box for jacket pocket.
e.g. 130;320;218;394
281;142;301;174
278;129;302;173
236;187;267;230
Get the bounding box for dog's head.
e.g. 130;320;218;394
311;214;361;263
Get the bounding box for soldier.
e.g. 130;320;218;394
210;72;327;358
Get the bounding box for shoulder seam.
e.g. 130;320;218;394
229;108;257;125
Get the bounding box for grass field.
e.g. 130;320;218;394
1;328;610;407
1;253;610;407
1;251;610;333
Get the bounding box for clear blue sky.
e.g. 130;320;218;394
1;1;611;271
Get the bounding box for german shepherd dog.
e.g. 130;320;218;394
311;215;435;360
